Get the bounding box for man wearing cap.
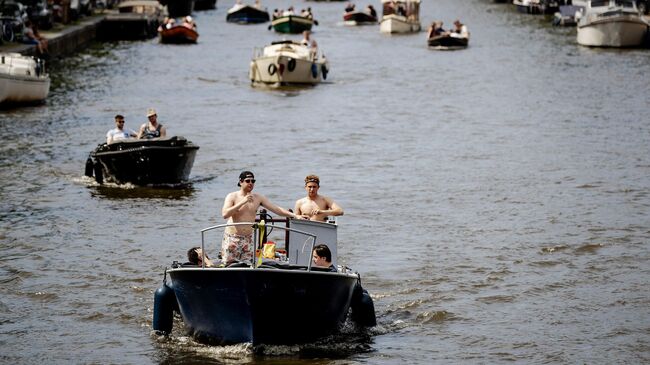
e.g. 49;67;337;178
106;114;137;144
221;171;305;264
294;174;343;221
137;108;167;139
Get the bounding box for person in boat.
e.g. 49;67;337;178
254;0;262;9
300;30;312;46
294;174;344;222
106;114;137;144
165;18;176;30
137;108;167;139
182;15;196;30
366;4;377;18
428;21;446;38
22;20;49;55
187;246;216;267
221;171;306;264
345;2;355;12
451;19;468;38
396;2;407;16
282;6;295;16
312;244;337;272
305;7;313;19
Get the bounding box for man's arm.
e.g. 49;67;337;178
324;197;344;216
293;199;303;216
261;195;303;219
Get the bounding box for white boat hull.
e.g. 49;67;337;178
249;41;328;85
0;54;50;104
250;56;328;85
380;14;421;33
577;15;649;47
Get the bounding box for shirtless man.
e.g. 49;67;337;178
221;171;304;263
294;174;344;221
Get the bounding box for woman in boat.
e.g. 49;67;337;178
451;19;468;38
312;244;337;272
137;108;167;139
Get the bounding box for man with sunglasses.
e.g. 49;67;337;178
221;171;305;264
106;114;137;144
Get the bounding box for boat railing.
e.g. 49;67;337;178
200;221;320;270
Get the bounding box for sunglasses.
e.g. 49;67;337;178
117;120;125;123
243;179;256;184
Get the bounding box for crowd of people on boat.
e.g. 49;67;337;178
272;6;313;19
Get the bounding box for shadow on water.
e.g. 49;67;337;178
88;183;196;200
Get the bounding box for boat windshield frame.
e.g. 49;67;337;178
200;222;319;270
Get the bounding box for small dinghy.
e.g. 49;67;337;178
159;24;199;43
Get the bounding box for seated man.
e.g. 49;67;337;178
187;246;216;267
312;244;337;272
106;114;137;144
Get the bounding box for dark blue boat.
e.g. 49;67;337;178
153;219;376;345
226;4;270;24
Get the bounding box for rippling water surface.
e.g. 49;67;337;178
1;0;649;363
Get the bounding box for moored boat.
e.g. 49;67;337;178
84;136;199;186
513;0;560;15
271;15;315;33
576;0;649;47
159;24;199;43
0;53;50;106
152;218;377;345
379;0;421;34
226;3;270;23
249;40;329;86
98;0;167;40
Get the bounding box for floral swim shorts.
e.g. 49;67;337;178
221;232;253;264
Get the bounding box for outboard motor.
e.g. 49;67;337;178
153;270;177;335
350;280;377;327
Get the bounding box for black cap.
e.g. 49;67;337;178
238;171;255;186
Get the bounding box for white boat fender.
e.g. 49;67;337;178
321;64;328;80
287;58;296;72
350;280;377;327
268;63;277;75
311;63;318;78
153;270;177;335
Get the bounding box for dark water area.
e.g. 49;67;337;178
1;0;649;363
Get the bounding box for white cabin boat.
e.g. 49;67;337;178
249;40;329;86
576;0;649;47
380;0;421;34
0;53;50;105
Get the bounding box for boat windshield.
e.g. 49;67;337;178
199;221;323;270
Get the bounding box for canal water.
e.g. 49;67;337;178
1;0;649;363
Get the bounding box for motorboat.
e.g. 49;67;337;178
226;3;270;23
0;53;50;105
553;5;584;26
513;0;560;15
577;0;649;47
379;0;421;34
343;10;378;25
98;0;167;40
84;136;199;185
159;24;199;43
271;15;315;34
427;32;469;50
249;40;329;86
152;217;377;345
